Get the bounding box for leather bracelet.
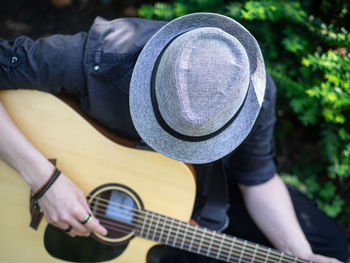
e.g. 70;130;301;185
32;168;61;200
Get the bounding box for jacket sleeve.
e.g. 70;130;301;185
0;32;87;95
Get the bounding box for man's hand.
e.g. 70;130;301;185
38;172;108;237
0;101;107;238
238;175;343;263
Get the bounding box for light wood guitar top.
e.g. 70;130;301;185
0;89;196;263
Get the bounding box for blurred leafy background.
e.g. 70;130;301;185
138;0;350;232
1;0;350;236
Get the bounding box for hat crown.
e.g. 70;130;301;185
130;12;266;163
155;27;250;136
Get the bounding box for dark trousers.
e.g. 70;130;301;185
150;184;349;262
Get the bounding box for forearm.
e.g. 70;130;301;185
0;101;54;190
239;174;312;258
0;100;107;237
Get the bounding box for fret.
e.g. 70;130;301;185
206;230;215;257
226;236;236;262
172;219;181;247
165;216;174;244
251;244;259;262
238;240;247;263
158;214;167;243
215;234;225;260
197;227;206;254
138;211;299;263
152;213;161;241
180;223;189;249
278;252;285;263
144;211;155;239
264;248;271;263
188;225;198;251
139;210;148;237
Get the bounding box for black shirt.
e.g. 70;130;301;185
0;16;277;186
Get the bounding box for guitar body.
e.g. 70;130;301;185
0;90;196;263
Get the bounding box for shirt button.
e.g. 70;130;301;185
93;65;100;71
11;56;18;63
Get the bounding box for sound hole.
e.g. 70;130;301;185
44;184;142;262
89;184;142;245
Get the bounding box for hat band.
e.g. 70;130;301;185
150;42;249;143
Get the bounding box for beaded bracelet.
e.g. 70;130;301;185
32;168;61;200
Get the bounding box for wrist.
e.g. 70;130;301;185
32;168;61;200
20;158;55;192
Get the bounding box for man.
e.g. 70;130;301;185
0;13;348;262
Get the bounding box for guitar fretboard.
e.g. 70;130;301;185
133;210;311;263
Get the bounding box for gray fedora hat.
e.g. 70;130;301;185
130;12;266;164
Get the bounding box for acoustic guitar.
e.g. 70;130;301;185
0;90;309;263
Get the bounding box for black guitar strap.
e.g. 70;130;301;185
193;159;230;232
136;140;230;232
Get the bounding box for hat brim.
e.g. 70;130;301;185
130;12;266;164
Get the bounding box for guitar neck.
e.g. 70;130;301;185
134;210;310;263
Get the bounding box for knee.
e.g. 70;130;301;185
288;186;349;261
312;223;349;262
329;230;349;262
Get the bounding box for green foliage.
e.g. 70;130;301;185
280;173;308;193
138;0;226;20
240;0;307;22
281;173;345;217
138;1;350;223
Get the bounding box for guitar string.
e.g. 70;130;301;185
87;193;294;262
90;195;307;263
96;218;252;263
91;210;263;263
87;196;307;263
91;209;300;263
93;207;306;263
